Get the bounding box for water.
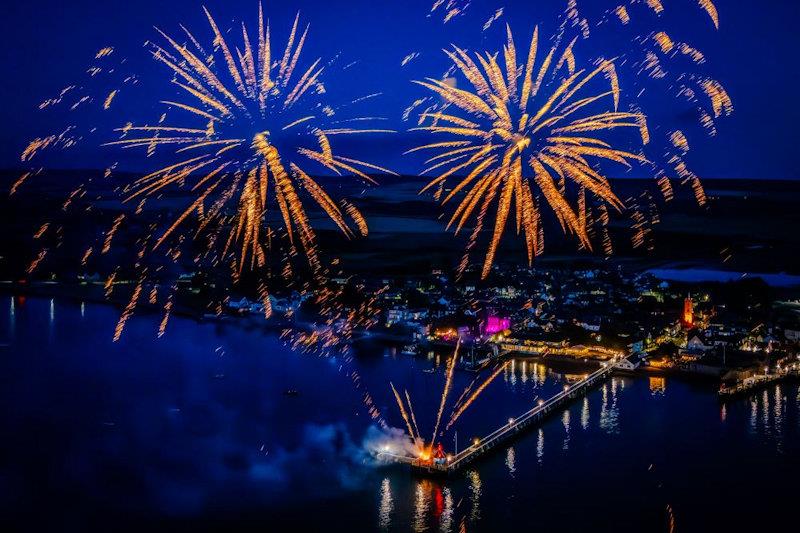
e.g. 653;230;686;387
1;296;798;532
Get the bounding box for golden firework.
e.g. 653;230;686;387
106;5;394;275
411;26;647;278
390;341;509;457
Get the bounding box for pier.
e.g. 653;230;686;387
381;354;627;474
719;364;800;398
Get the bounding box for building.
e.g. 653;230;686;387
483;316;511;335
682;296;694;328
615;358;641;371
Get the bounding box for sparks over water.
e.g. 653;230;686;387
390;341;509;460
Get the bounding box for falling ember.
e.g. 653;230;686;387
113;278;143;342
80;247;93;266
27;249;48;274
412;26;647;278
103;90;118;110
104;271;117;297
95;47;114;59
615;6;630;25
158;292;174;338
669;130;690;153
10;172;34;196
646;0;665;15
33;223;50;239
102;214;125;254
657;175;674;202
21;137;56;162
653;32;674;54
341;199;369;237
700;79;733;118
698;0;720;29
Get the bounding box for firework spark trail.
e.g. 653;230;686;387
9;171;35;196
158;289;175;338
390;382;418;447
80;247;94;266
8;3;396;345
413;26;647;277
103;4;394;280
102;214;126;254
27;249;48;274
113;277;144;342
389;344;509;454
445;361;509;432
431;339;460;446
405;389;422;443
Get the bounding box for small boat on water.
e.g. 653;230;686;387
400;344;418;356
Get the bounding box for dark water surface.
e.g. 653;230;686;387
1;297;798;532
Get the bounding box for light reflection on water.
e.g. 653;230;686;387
412;481;430;532
505;447;516;476
5;296;15;344
378;478;393;531
599;381;620;435
536;428;545;464
649;376;666;396
581;396;590;429
409;479;458;533
468;470;482;522
745;383;789;454
561;409;571;450
440;487;454;533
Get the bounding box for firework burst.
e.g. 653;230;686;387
107;5;395;276
411;26;647;278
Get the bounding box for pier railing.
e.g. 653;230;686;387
398;356;623;473
448;358;617;470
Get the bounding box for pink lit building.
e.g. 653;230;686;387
483;316;511;335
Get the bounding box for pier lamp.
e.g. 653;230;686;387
563;384;570;392
473;437;481;447
537;399;545;406
508;418;515;425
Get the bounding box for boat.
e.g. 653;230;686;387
400;344;418;356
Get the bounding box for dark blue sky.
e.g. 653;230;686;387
1;0;798;179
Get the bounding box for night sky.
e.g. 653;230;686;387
1;0;798;179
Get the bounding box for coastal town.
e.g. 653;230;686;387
216;264;800;393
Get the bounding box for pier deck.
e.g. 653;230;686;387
381;355;626;474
